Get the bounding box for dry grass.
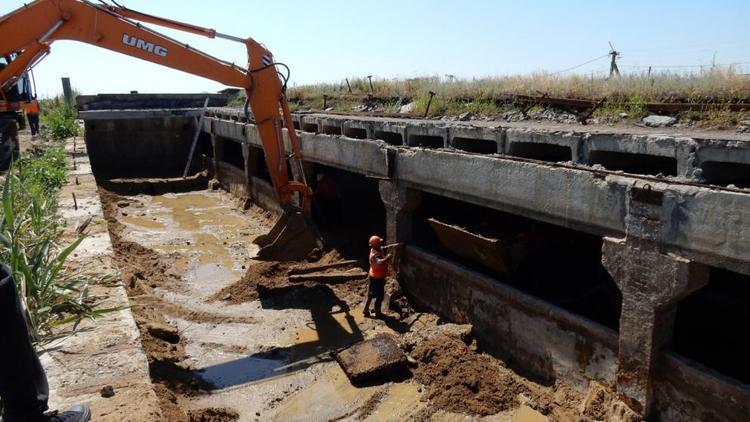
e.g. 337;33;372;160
287;68;750;120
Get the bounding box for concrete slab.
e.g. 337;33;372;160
336;334;407;383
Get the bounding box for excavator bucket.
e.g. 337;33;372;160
254;208;322;261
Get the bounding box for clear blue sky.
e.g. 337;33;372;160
4;0;750;97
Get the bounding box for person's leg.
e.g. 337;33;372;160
363;276;374;316
0;264;49;421
30;114;40;136
363;295;372;316
373;278;385;316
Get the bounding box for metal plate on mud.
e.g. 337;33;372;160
428;218;512;273
336;334;407;384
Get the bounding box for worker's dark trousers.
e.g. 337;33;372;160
27;113;40;136
0;264;49;421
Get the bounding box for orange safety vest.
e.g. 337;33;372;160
368;248;388;278
26;100;40;114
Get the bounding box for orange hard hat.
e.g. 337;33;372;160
369;235;383;247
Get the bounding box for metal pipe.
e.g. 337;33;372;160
38;20;64;43
182;97;210;178
215;32;245;43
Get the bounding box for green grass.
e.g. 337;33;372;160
0;148;119;344
286;68;750;122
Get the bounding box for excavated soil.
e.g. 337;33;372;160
210;250;367;306
97;182;640;421
186;407;240;422
412;333;526;416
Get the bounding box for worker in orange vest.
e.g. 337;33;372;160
364;235;393;317
25;97;41;137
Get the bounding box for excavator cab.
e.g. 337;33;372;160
0;54;31;169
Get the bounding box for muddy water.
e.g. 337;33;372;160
111;190;413;420
112;189;552;421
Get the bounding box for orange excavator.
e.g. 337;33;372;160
0;0;321;259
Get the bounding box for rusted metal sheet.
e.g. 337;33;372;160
428;218;512;273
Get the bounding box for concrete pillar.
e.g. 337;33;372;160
378;181;421;246
602;182;710;416
241;142;251;192
602;238;708;416
211;135;223;176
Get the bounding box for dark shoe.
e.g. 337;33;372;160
43;404;91;422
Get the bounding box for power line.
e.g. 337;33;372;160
622;61;750;69
625;41;750;55
551;54;609;74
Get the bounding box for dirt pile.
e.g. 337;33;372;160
401;320;641;420
210;250;367;306
187;407;240;422
210;261;291;303
579;382;642;422
411;333;526;416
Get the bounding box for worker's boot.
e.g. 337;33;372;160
41;404;91;422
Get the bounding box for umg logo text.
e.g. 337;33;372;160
122;34;168;57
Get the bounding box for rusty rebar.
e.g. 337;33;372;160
424;91;437;118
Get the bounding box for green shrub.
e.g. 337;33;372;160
44;102;79;141
0;148;119;344
16;148;68;196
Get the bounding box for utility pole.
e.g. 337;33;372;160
61;77;73;104
608;42;620;78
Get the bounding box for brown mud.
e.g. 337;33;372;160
210;250;367;307
101;187;226;421
186;407;240;422
412;333;525;415
98;181;639;421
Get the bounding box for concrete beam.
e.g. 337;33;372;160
505;127;581;163
204;116;750;275
393;148;627;236
78;109;204;120
448;125;504;154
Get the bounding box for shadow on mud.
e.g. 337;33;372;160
197;284;364;390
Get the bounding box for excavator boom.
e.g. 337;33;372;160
0;0;319;260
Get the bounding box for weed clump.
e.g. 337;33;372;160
0;147;116;343
42;101;79;141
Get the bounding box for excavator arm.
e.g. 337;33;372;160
0;0;319;259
